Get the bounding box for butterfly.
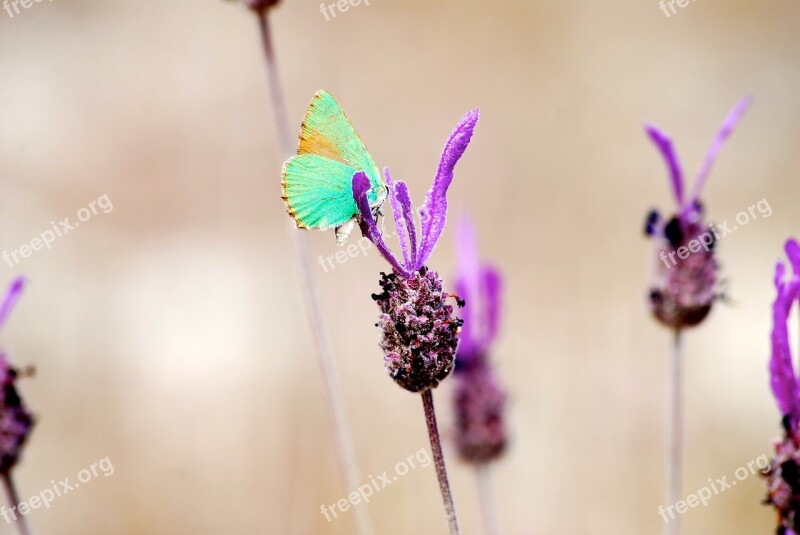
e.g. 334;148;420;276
282;90;387;246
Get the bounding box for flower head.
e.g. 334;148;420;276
644;98;751;329
0;277;34;474
451;216;507;464
353;109;479;392
763;238;800;533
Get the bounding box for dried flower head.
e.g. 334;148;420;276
354;109;479;392
0;277;33;475
644;98;751;330
764;238;800;533
452;216;507;464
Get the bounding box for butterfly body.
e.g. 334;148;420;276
282;91;386;245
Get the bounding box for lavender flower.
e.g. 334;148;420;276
644;98;751;329
353;109;479;393
452;216;507;464
353;108;479;535
764;238;800;534
0;277;33;477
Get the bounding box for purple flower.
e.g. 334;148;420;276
764;239;800;533
644;98;751;329
353;109;479;392
0;277;34;475
454;216;501;367
452;216;507;464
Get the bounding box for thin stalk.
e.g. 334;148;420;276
422;390;460;535
2;472;31;535
476;464;498;535
666;329;683;535
252;8;372;535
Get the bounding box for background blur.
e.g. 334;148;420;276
1;0;799;533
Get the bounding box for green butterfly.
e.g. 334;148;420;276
281;90;387;245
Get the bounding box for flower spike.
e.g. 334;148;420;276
452;215;507;465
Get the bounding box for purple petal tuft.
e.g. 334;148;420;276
786;238;800;275
383;169;412;268
689;96;752;203
645;124;685;206
482;266;502;347
456;215;482;356
455;216;503;357
394;180;417;268
417;109;479;269
0;277;25;332
771;261;800;419
352;173;409;275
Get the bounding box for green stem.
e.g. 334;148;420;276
252;8;373;535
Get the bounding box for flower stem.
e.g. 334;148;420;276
252;8;372;535
421;390;460;535
476;464;499;535
2;472;31;535
666;329;683;535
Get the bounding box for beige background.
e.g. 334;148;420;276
1;0;799;533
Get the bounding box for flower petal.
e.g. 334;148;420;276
645;124;685;206
456;215;482;355
394;180;418;268
689;96;752;203
417;109;479;269
786;238;800;276
0;277;25;332
482;266;502;347
352;172;409;275
383;168;412;268
771;261;800;419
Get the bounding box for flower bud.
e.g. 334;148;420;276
453;361;507;463
648;215;717;329
372;268;461;393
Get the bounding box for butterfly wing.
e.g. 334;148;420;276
298;90;383;192
282;154;362;230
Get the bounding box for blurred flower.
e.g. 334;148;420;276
353;109;479;392
0;277;33;475
644;98;751;329
451;216;507;464
764;238;800;534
